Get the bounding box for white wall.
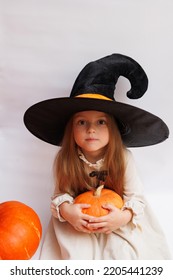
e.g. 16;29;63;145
1;0;173;259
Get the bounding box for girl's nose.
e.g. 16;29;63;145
87;122;96;133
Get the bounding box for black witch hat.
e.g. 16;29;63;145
24;53;169;147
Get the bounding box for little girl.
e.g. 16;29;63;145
24;53;171;259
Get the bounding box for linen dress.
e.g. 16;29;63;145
39;150;171;260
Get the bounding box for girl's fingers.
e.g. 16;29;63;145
88;222;106;229
88;216;106;223
101;203;114;210
79;203;91;208
83;220;89;227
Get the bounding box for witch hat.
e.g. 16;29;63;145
24;53;169;147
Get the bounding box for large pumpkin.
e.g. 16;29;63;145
74;185;123;217
0;201;42;260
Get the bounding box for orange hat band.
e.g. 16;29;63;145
75;93;113;101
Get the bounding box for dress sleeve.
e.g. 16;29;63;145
50;193;74;222
122;149;145;228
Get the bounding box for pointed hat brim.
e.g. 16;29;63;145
24;96;169;147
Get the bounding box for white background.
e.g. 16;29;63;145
1;0;173;259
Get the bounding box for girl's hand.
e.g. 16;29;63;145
59;202;93;233
87;204;132;234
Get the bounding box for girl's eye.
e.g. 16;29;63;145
77;120;87;126
97;119;107;125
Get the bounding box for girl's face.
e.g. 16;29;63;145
73;111;109;161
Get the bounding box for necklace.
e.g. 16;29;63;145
78;151;104;170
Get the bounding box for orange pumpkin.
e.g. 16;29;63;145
0;201;42;260
74;185;123;217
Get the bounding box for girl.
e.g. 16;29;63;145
24;54;171;259
52;110;132;234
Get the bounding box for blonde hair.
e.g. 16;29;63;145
53;113;126;198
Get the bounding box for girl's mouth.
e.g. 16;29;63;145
86;138;98;141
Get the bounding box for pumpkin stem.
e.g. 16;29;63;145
94;185;104;197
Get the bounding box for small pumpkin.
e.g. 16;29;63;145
0;200;42;260
74;185;123;217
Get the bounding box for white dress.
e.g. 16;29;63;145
39;150;171;260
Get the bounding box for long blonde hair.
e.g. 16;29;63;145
53;112;126;198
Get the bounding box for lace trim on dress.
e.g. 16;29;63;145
78;150;104;170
